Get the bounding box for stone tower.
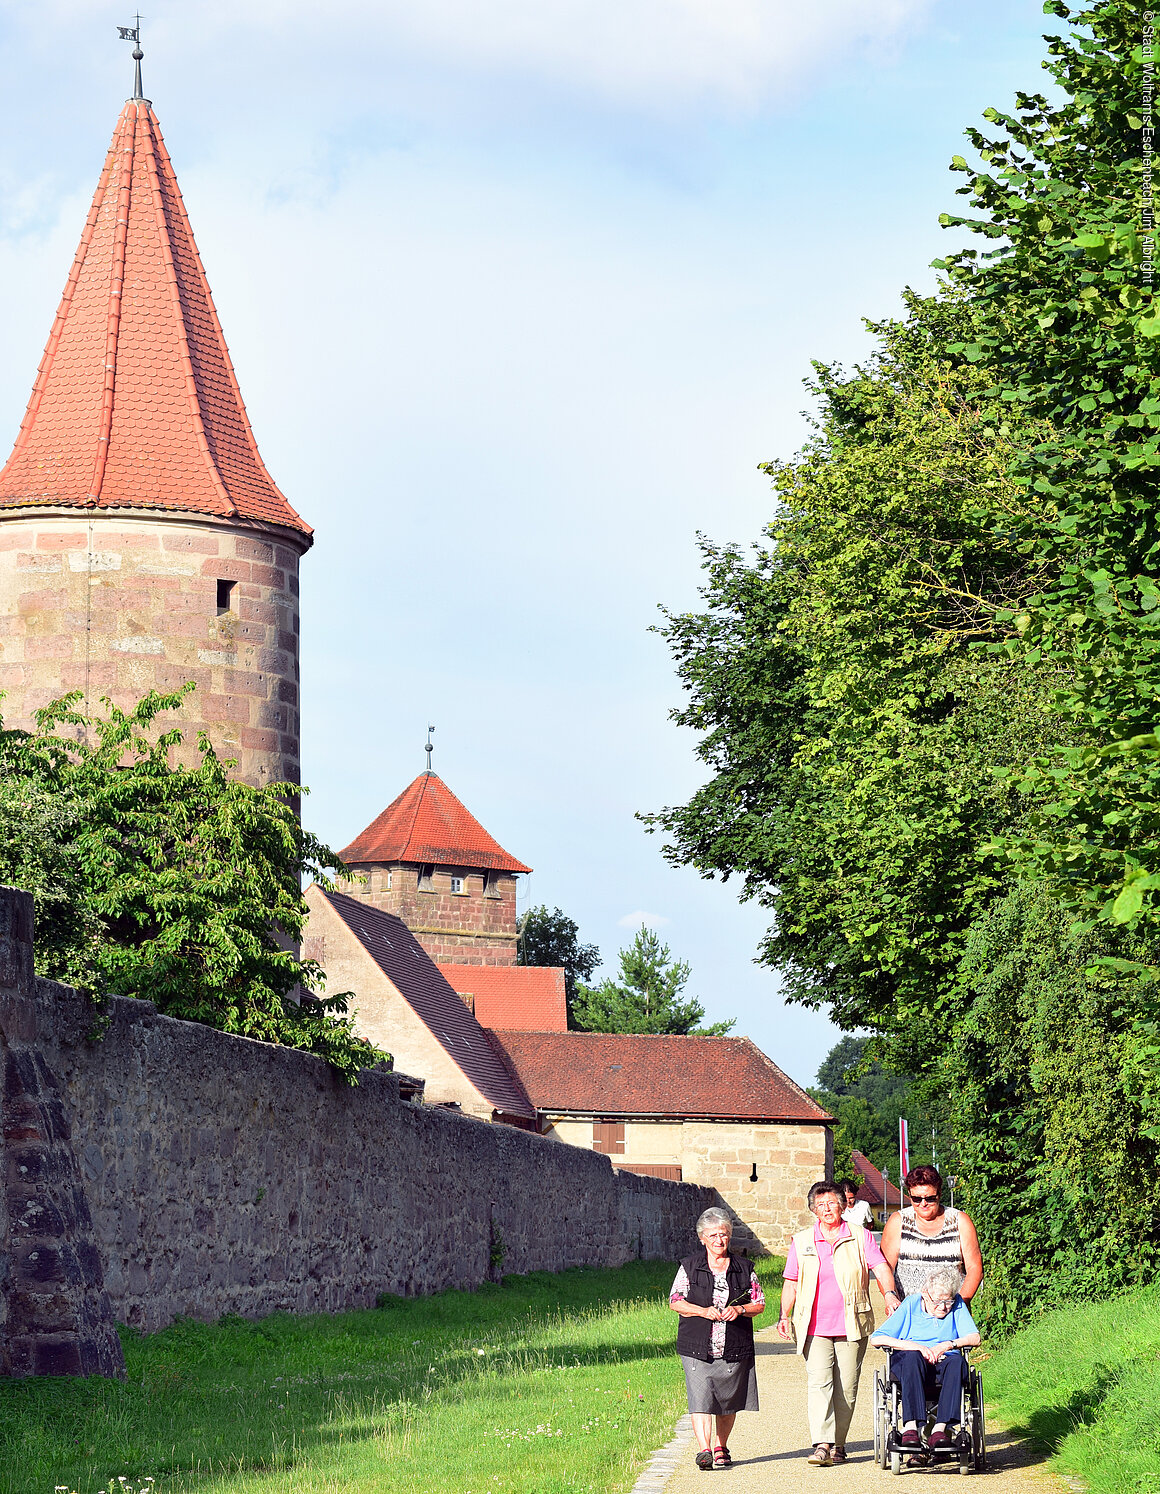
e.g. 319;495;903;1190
340;772;532;966
0;85;311;787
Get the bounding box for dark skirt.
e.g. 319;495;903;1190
680;1354;760;1414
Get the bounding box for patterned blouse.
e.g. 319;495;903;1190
894;1207;966;1298
670;1262;765;1359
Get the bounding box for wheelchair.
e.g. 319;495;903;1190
872;1351;987;1475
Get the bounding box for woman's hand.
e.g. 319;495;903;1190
775;1315;793;1341
719;1305;742;1322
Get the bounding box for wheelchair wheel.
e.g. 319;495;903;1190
890;1448;902;1475
873;1369;884;1468
971;1369;987;1471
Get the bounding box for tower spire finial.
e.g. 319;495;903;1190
117;14;145;100
425;725;435;773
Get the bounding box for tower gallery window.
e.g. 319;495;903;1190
216;579;236;615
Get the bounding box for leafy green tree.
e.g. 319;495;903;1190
0;688;385;1083
644;291;1059;1059
944;884;1160;1332
516;904;600;1024
933;0;1160;941
570;926;733;1035
809;1035;948;1178
644;0;1160;1329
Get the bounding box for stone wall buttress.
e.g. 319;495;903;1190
0;887;123;1377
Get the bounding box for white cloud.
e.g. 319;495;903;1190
348;0;932;112
618;910;672;929
31;0;936;120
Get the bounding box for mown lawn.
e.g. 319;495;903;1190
983;1280;1160;1494
4;1256;784;1494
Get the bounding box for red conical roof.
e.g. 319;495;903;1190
341;773;532;874
0;98;310;537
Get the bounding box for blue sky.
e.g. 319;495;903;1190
0;0;1057;1086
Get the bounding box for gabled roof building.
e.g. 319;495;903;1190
304;887;537;1126
494;1030;832;1253
0;78;308;787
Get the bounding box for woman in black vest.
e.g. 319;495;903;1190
670;1206;765;1471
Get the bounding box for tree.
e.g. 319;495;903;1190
0;688;386;1083
570;926;733;1035
644;0;1160;1329
933;1;1160;943
644;290;1060;1058
516;904;600;1024
809;1036;947;1181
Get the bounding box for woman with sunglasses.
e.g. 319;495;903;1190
880;1165;983;1304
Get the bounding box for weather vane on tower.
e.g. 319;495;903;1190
117;14;145;100
425;726;435;773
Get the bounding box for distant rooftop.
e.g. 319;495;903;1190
443;966;567;1032
341;772;532;874
488;1031;832;1123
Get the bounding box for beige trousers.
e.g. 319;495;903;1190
802;1335;868;1446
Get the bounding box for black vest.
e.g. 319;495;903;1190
674;1246;756;1364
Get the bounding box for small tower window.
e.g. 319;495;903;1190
450;875;466;895
483;870;503;899
417;864;435;893
216;579;236;615
385;870;393;891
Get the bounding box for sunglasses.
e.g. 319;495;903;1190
909;1193;940;1205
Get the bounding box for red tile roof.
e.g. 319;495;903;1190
850;1149;902;1210
444;966;567;1032
341;773;532;873
487;1031;832;1122
320;889;536;1120
0;99;310;539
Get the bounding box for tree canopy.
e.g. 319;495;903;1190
516;904;600;1025
570;926;733;1036
646;0;1160;1329
0;688;385;1084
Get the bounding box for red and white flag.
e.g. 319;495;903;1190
899;1118;910;1180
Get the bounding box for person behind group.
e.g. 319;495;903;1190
841;1178;874;1230
870;1265;981;1454
669;1207;765;1471
880;1165;983;1303
776;1180;901;1467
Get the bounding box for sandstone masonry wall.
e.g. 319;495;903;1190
344;865;519;966
682;1121;832;1256
0;512;306;788
0;888;716;1374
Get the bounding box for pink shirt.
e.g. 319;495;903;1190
784;1223;885;1338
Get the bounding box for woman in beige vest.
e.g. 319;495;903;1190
776;1180;900;1466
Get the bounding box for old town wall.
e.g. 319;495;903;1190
0;887;715;1374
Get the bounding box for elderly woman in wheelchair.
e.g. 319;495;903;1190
870;1265;981;1464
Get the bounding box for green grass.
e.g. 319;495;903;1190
983;1279;1160;1494
3;1256;785;1494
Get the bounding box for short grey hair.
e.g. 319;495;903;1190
923;1266;964;1298
696;1207;734;1239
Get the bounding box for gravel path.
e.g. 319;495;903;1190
642;1326;1071;1494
